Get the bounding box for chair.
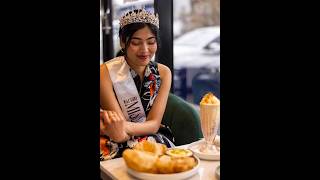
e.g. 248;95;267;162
161;93;203;146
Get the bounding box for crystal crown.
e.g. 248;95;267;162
119;9;159;29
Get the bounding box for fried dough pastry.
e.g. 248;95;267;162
123;141;197;174
156;155;197;174
133;140;167;156
155;155;175;174
172;156;197;173
122;149;158;173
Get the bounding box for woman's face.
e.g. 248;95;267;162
124;26;157;67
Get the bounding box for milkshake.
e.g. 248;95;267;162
199;92;220;153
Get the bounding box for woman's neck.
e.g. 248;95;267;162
127;61;146;82
133;66;145;81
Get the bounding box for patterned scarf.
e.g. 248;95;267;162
130;61;161;115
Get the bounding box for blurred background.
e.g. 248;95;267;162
100;0;220;110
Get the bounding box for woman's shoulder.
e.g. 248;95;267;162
100;56;125;71
101;56;125;66
157;63;171;74
154;62;171;78
149;61;169;71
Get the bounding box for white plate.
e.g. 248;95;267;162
188;139;220;161
126;155;200;180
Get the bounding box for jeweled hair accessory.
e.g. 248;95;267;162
119;9;159;29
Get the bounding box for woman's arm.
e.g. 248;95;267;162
100;64;129;142
100;110;129;142
125;63;172;136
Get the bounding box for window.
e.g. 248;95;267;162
173;0;220;106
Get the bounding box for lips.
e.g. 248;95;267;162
137;55;149;61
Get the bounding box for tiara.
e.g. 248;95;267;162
119;9;159;29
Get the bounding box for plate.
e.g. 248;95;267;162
126;155;200;180
188;139;220;161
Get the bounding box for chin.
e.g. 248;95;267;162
140;61;150;67
136;58;151;65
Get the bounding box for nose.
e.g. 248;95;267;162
140;42;148;53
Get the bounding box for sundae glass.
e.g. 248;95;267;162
199;92;220;153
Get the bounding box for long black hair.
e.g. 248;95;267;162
117;9;160;57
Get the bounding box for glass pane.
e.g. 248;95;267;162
173;0;220;108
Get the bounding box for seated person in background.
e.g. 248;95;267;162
100;9;174;160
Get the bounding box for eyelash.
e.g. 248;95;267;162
147;41;156;45
131;41;156;46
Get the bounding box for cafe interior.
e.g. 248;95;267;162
100;0;220;179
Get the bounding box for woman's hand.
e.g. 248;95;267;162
100;109;129;143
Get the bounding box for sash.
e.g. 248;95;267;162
105;57;146;123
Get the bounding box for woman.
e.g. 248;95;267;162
100;9;174;160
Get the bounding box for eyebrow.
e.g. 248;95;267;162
131;37;156;40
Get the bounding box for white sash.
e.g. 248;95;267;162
105;57;146;123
